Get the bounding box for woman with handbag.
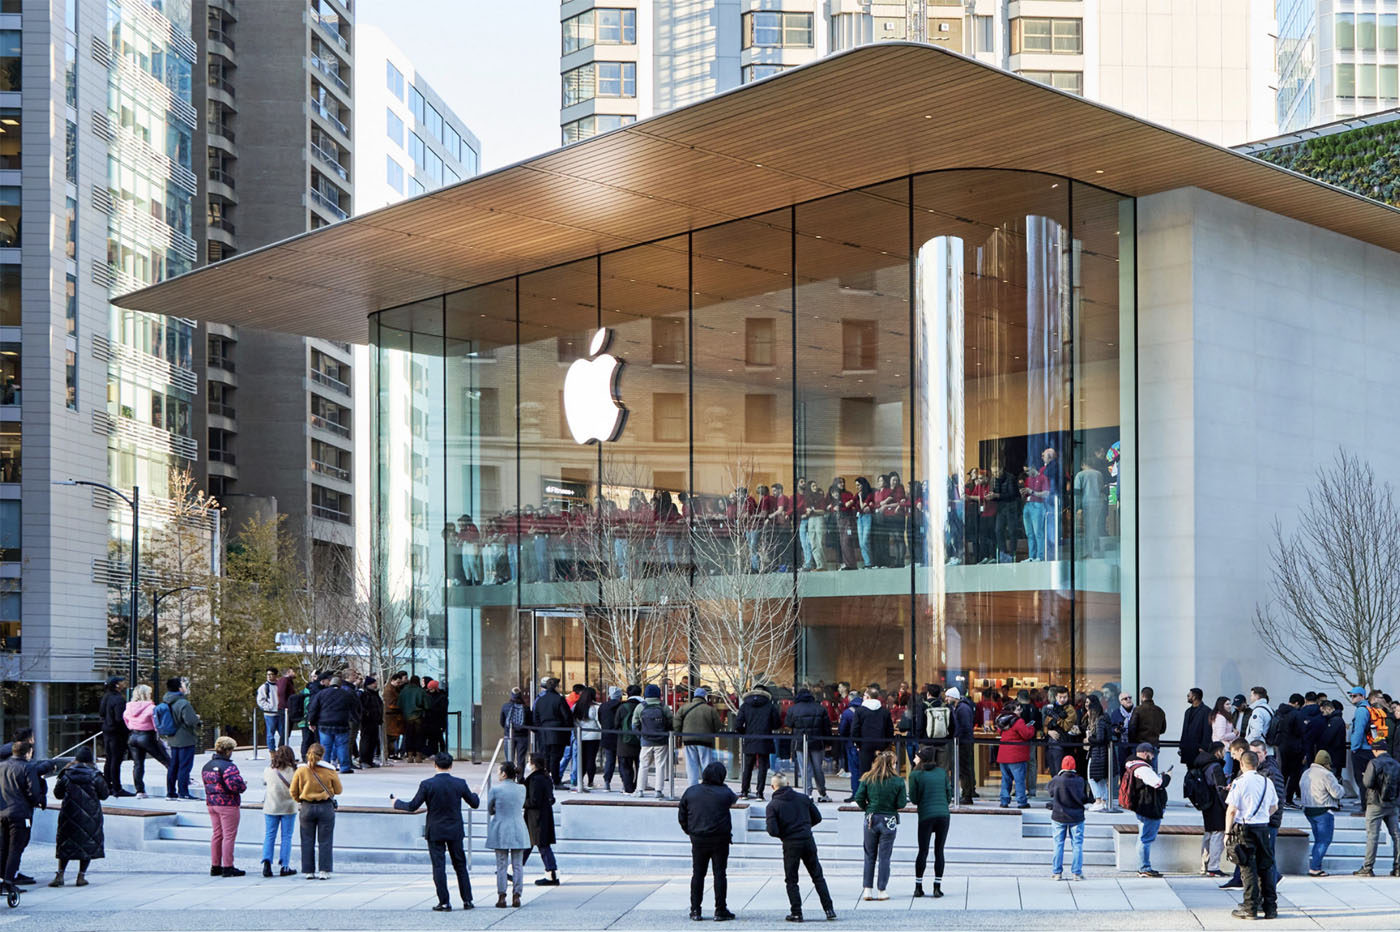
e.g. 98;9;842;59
289;743;343;879
261;745;298;877
201;736;248;877
854;750;907;901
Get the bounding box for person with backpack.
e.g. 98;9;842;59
678;761;738;921
785;689;831;801
1301;749;1343;876
1185;741;1228;876
736;685;780;801
1347;686;1377;814
500;687;530;772
1047;753;1092;881
47;746;108;888
765;772;837;922
632;684;675;799
159;677;201;800
1225;750;1280;921
907;745;953;896
122;684;169;799
615;685;643;794
677;687;723;789
854;749;906;901
1122;742;1172;877
948;687;976;806
1354;744;1400;877
1244;686;1273;748
201;736;248;877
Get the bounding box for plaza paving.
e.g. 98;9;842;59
6;846;1400;932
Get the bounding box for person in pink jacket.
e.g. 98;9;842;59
122;684;170;798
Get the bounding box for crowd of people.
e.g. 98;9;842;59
440;445;1122;586
3;665;1397;923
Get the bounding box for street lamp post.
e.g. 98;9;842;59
151;585;204;691
54;479;139;691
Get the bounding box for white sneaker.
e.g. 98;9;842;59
874;890;889;901
318;871;331;880
135;792;148;799
1052;873;1062;881
862;888;873;901
305;873;318;881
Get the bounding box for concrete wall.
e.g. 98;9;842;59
1136;186;1400;735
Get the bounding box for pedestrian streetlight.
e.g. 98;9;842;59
54;479;139;692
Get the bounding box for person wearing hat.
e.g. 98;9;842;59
1300;749;1343;875
1123;742;1172;877
49;746;109;888
358;676;384;768
947;686;977;805
736;684;781;801
676;687;722;789
631;684;675;799
784;688;832;801
1348;686;1375;813
1047;752;1092;881
98;676;132;797
533;678;572;787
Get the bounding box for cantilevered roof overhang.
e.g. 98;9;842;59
116;42;1400;345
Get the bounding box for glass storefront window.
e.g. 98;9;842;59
0;420;17;483
371;169;1134;756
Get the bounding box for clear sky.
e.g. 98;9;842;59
357;0;561;171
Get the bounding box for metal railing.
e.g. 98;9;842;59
310;367;349;393
310;459;350;482
208;122;236;143
308;412;350;437
208;167;235;188
310;54;349;94
207;27;235;51
55;731;102;760
309;187;348;221
309;96;349;136
311;503;351;523
209;449;236;464
310;14;350;52
208;355;235;373
309;140;348;180
208;73;236;98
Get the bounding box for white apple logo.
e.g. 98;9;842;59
563;328;626;444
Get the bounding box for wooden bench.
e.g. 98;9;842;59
100;807;171;818
1113;823;1308;873
838;804;1022;815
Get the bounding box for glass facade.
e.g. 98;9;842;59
372;170;1136;755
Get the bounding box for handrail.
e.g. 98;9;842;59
467;736;504;869
55;731;102;759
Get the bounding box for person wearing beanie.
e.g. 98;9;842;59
631;684;675;799
596;686;625;792
532;678;571;787
615;685;644;794
785;689;832;801
946;686;977;805
736;684;781;801
677;687;723;789
1190;741;1229;876
49;745;109;888
678;761;738;921
1047;753;1093;881
1300;748;1343;875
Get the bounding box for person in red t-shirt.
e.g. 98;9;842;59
854;476;876;569
804;480;828;571
833;477;858;570
880;472;908;567
771;482;793;572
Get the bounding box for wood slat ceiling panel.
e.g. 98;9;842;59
117;43;1400;346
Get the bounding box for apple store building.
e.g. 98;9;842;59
122;45;1400;756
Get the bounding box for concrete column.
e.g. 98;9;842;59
29;681;49;759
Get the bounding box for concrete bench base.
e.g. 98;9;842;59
1113;823;1309;874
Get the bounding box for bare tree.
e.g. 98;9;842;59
690;458;798;715
562;459;689;686
137;469;221;673
1253;449;1400;690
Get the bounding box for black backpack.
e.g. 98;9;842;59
1380;764;1400;805
639;703;668;741
1264;707;1284;746
1183;767;1213;811
287;690;307;725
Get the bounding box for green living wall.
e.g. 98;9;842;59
1254;120;1400;207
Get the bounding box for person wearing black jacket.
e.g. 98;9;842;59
1318;701;1349;782
736;686;781;801
391;752;480;911
1193;745;1229;876
0;741;45;893
765;773;836;922
1179;688;1212;782
947;688;977;804
678;761;738;922
501;687;530;773
532;679;571;787
855;687;895;778
785;690;831;801
307;675;358;774
1273;696;1306;807
1299;693;1324;764
522;755;560;886
596;687;624;791
98;676;131;797
358;677;384;768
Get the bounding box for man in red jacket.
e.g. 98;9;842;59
998;705;1036;808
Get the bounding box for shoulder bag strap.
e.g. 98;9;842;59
309;766;333;798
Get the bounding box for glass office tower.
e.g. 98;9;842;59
372;169;1136;755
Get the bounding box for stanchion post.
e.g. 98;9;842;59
252;709;259;760
952;738;960;804
1106;741;1118;813
802;732;810;796
573;724;582;793
666;730;676;800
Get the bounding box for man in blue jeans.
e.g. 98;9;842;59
256;668;282;752
162;677;201;799
307;674;358;774
838;695;863;802
1125;742;1172;877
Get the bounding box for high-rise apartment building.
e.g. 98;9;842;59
560;0;1276;146
1276;0;1398;133
191;0;358;587
352;23;480;675
4;0;208;752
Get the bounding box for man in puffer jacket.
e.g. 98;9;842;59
736;686;781;801
785;690;832;801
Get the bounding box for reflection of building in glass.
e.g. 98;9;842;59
1276;0;1399;133
120;46;1400;760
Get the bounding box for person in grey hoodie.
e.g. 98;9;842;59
162;677;201;800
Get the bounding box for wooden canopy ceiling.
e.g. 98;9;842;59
116;42;1400;345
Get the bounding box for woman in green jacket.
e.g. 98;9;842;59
854;749;906;900
907;745;952;898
